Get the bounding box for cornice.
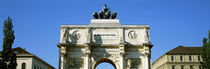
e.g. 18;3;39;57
58;43;152;48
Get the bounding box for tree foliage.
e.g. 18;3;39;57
0;17;17;69
201;30;210;69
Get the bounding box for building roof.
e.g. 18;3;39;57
12;47;31;54
1;47;55;69
166;46;202;55
152;46;202;65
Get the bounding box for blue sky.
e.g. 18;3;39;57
0;0;210;69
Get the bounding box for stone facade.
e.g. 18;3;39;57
152;46;202;69
58;19;152;69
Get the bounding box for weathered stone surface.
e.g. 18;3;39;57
58;19;152;69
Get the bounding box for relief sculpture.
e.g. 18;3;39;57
63;28;70;43
68;58;84;68
127;58;141;69
128;30;137;39
72;30;80;39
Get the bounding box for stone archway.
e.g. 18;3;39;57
93;58;117;69
58;19;152;69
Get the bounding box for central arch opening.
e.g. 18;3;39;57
95;62;115;69
94;58;116;69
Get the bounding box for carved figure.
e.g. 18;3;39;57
128;30;137;39
72;30;80;39
93;4;117;19
127;58;141;68
68;58;84;68
93;12;98;19
111;12;117;19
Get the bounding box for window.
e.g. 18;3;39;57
189;55;192;61
172;65;175;69
180;56;183;61
198;56;200;61
22;63;26;69
181;65;184;69
34;65;36;69
190;65;193;69
171;55;174;61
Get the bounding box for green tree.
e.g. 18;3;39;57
0;17;17;69
201;30;210;69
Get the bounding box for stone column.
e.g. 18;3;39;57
60;46;67;69
119;43;125;69
144;50;150;69
120;53;125;69
85;53;90;69
119;28;125;69
144;54;148;69
60;53;65;69
85;43;91;69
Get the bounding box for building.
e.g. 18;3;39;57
58;5;153;69
1;47;55;69
152;46;202;69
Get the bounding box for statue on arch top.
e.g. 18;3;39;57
93;4;117;19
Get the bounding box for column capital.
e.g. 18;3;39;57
60;46;67;55
143;43;153;49
144;50;150;56
85;52;90;56
84;43;90;47
60;52;66;57
84;43;91;54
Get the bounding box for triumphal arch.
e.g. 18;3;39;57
58;5;152;69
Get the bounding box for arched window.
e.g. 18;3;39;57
22;63;26;69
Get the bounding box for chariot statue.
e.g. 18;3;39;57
93;4;117;19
